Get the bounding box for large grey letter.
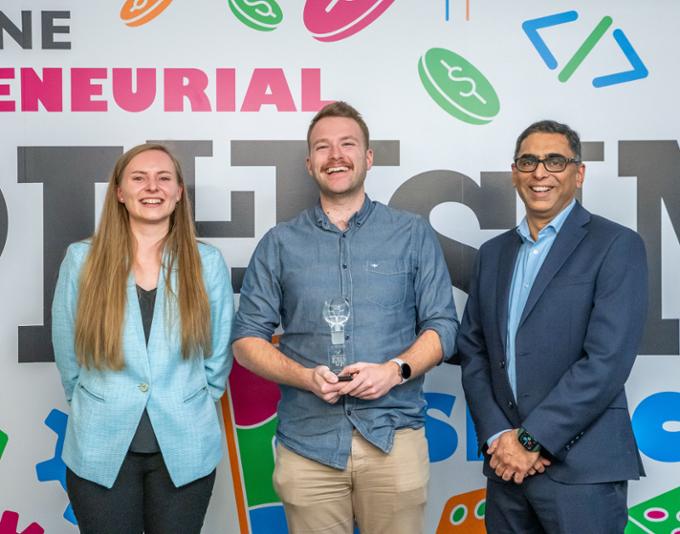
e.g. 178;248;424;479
18;146;122;362
389;171;515;293
150;140;255;238
620;140;680;355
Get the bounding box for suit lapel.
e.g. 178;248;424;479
518;203;590;329
497;233;522;352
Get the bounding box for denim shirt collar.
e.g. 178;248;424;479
313;194;375;231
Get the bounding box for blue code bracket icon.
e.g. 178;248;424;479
522;10;648;88
35;409;77;525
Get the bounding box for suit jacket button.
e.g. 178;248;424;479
507;401;514;409
138;383;149;393
500;360;506;368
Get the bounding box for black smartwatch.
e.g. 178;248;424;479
390;358;412;383
517;428;541;452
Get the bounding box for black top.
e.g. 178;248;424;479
128;285;160;453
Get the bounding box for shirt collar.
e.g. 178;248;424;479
314;194;374;229
516;198;576;243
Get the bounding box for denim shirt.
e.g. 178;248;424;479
233;196;458;469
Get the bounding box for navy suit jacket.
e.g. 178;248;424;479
459;202;647;484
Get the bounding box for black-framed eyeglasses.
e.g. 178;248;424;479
513;155;580;173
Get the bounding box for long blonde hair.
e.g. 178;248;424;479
74;143;211;370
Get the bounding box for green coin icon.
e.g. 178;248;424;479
228;0;283;32
0;429;7;460
419;48;500;125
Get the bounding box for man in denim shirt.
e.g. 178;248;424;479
232;102;458;534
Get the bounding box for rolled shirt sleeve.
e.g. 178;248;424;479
411;217;459;361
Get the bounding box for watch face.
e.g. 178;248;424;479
518;430;539;452
401;362;412;380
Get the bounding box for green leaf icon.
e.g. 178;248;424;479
228;0;283;32
419;48;500;125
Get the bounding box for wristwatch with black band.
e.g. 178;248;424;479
517;428;541;452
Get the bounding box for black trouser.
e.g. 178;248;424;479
66;452;216;534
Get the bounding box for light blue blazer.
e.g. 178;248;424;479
52;241;234;489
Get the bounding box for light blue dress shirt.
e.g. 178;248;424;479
487;199;575;446
506;199;576;396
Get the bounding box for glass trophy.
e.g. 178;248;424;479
322;297;352;380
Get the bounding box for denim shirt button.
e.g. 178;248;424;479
342;264;347;269
346;409;352;416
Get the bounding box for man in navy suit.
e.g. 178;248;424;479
458;120;648;533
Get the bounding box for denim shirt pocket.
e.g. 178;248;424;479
363;259;408;308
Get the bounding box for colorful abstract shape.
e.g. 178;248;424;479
0;429;7;460
626;486;680;533
250;504;288;533
522;10;648;88
222;360;287;533
120;0;173;27
229;358;281;426
632;391;680;463
303;0;394;42
228;0;283;31
0;510;44;534
418;48;500;125
237;417;279;506
35;409;76;525
425;392;458;462
437;488;486;533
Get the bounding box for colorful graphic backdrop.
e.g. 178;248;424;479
1;2;679;533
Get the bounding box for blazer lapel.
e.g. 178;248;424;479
518;203;590;329
497;233;522;352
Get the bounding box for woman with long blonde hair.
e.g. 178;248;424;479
52;143;233;533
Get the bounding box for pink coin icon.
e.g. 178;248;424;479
303;0;394;42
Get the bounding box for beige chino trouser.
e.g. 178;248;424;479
273;427;430;534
